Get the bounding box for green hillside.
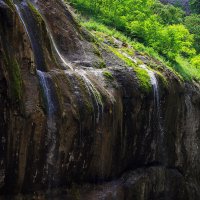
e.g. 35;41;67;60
67;0;200;81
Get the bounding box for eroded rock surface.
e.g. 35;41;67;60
0;0;200;199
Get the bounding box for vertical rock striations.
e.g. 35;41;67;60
0;0;200;199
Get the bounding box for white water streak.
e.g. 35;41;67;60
37;70;56;166
15;3;32;42
75;70;103;123
122;52;163;132
47;28;74;70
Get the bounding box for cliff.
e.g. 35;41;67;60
0;0;200;199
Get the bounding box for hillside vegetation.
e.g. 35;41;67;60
67;0;200;81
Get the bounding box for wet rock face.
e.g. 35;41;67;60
0;0;200;199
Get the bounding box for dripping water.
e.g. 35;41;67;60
14;0;46;71
37;70;57;188
74;69;103;123
46;28;74;70
121;53;161;120
139;64;162;124
15;0;58;187
122;52;165;162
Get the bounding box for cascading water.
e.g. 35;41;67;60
121;53;162;127
73;69;103;123
37;70;58;190
14;0;58;187
122;52;165;162
14;0;46;71
46;28;74;70
139;64;161;120
37;70;57;166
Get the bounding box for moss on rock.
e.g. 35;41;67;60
3;53;22;102
5;0;15;10
108;46;151;92
27;1;43;26
103;70;113;81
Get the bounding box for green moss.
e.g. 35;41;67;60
109;46;136;67
134;67;151;92
93;60;106;69
92;44;101;56
103;70;113;80
3;54;22;101
5;0;15;10
27;1;43;25
108;46;151;92
156;71;168;89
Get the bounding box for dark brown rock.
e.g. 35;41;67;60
0;0;200;199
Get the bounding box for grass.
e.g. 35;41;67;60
103;70;114;80
169;55;200;81
80;19;200;82
108;46;151;92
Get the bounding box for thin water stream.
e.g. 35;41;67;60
14;0;46;71
15;0;58;187
122;52;165;162
74;69;104;123
122;53;162;130
46;28;74;70
37;70;57;166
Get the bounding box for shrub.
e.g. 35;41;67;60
191;55;200;68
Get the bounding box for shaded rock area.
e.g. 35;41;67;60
0;0;200;199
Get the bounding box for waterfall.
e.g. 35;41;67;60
14;0;46;71
122;52;162;131
139;64;161;119
37;70;57;187
15;0;73;71
15;0;58;186
73;69;103;123
37;70;57;165
37;70;56;117
46;28;74;70
122;52;165;162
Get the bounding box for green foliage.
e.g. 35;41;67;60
129;18;195;59
191;55;200;68
184;14;200;53
83;19;200;81
68;0;200;82
168;55;200;81
69;0;195;61
190;0;200;14
158;24;195;58
152;1;185;24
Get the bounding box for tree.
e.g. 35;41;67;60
152;2;185;24
190;0;200;14
184;14;200;52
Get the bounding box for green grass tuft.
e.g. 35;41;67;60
103;70;113;80
108;46;151;92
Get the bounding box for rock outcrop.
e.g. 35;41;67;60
0;0;200;199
